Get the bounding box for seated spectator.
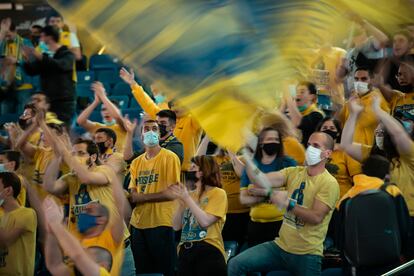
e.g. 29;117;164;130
0;17;33;115
341;96;414;258
196;135;248;246
172;155;228;276
0;150;26;209
228;132;339;276
239;127;296;247
120;67;202;172
23;25;76;129
77;82;127;152
0;172;37;276
338;67;390;145
317;117;361;197
282;81;324;146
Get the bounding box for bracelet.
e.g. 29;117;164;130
287;198;296;212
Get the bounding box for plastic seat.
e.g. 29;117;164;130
111;82;131;96
77;71;95;84
89;110;103;123
267;271;292;276
109;95;129;110
122;108;143;120
94;68;119;86
0;113;19;126
224;241;239;260
89;54;119;70
76;83;94;98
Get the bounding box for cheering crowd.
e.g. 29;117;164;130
0;9;414;276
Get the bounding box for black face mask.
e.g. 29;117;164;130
31;36;40;46
18;118;31;130
322;129;338;141
158;124;169;138
96;141;108;154
399;85;413;94
186;171;199;183
261;143;280;156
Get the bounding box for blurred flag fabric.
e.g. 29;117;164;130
49;0;414;151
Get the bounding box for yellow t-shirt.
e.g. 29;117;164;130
101;150;127;185
99;267;111;276
32;147;55;200
178;187;227;260
131;83;202;171
326;149;362;198
90;123;127;153
82;226;123;276
246;185;285;223
276;166;339;256
390;91;414;115
129;148;181;229
338;89;390;145
213;155;248;214
283;136;305;165
18;131;42;184
0;207;37;276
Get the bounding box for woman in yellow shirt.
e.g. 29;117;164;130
172;155;227;276
316;117;362;197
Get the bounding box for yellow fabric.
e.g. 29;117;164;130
338;90;390;145
45;112;64;125
276;166;339;256
178;187;227;260
390;91;414;115
283;136;305;165
243;184;285;223
101;150;127;185
0;207;37;276
81;226;123;276
59;31;77;82
99;267;111;276
90;123;127;153
300;103;324;117
327;149;362;198
213;155;248;214
129;148;181;229
131;84;202;171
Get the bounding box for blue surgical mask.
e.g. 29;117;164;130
77;213;98;234
0;164;6;173
298;105;308;113
154;94;166;104
143;131;159;147
103;119;116;126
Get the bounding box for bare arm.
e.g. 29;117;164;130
196;135;209;156
340;98;364;162
290;198;331;225
239;189;266;207
70;47;82;61
0;227;26;247
15;123;38;159
76;97;100;132
44;157;68;196
109;169;126;245
122;117;137;161
285;96;302;127
183;195;218;228
45;231;70;276
361;19;389;48
130;188;174;204
172;201;186;231
228;151;244;177
24;178;47;242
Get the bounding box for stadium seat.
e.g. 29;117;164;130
89;110;103;123
94;68;119;86
111;82;131;96
122;108;143;120
322;268;343;275
89;54;119;70
224;241;239;260
76;83;94;98
30;75;40;90
129;98;141;109
72;126;87;136
77;71;95;84
136;274;164;276
317;94;331;110
109;95;129;110
0;113;19;127
267;271;292;276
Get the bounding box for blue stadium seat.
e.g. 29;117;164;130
89;54;119;70
31;75;40;90
0;113;19;126
72;126;87;136
76;83;94;98
224;241;239;260
129;98;141;109
77;71;95;84
89;110;103;123
322;268;343;275
317;94;332;110
94;68;119;86
111;82;131;96
109;95;129;110
122;108;143;120
267;271;292;276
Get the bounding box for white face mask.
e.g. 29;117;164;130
305;145;324;166
354;81;370;95
375;136;384;150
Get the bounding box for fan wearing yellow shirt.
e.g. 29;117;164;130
341;96;414;258
128;120;181;276
0;151;26;208
43;197;113;276
172;155;228;276
0;172;37;276
77;82;127;153
228;132;339;276
338;67;390;145
120;67;203;171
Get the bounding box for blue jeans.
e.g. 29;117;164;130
228;241;322;276
121;244;136;276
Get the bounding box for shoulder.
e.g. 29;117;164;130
161;148;180;160
319;169;339;186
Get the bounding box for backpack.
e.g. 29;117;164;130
343;184;401;267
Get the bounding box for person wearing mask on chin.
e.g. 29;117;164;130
337;67;390;145
128;120;181;276
239;127;296;247
316;117;362;198
341;96;414;258
228;132;339;276
283;81;324;146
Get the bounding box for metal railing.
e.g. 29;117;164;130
381;259;414;276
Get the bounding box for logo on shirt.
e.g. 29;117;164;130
136;170;159;193
181;197;209;242
284;182;306;229
71;184;99;224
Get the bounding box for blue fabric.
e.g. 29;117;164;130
228;241;322;276
121;245;136;276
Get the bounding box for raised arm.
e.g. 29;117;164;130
228;151;244;177
122;117;137;161
285;95;303;127
360;19;389;48
44;230;70;276
340;98;364;162
109;169;127;245
15;122;38;159
44;157;68;196
76;94;101;132
0;18;11;42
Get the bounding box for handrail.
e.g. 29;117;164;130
381;259;414;276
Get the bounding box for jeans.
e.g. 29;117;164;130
121;244;136;276
228;241;322;276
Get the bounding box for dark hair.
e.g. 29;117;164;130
362;154;390;179
32;91;51;105
156;109;177;124
143;119;158;125
9;21;16;32
393;29;413;43
191;156;221;200
254;127;284;162
31;25;42;31
167;100;176;109
47;123;64;135
0;172;21;198
23;103;36;112
95;128;117;145
41;25;60;43
298;81;318;95
0;150;20;171
355;66;374;78
316;117;342;142
46;11;63;24
74;138;101;165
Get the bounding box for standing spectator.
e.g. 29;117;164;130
240;127;296;247
77;82;127;152
337;67;390;145
283;81;324;146
228;132;339;275
120;67;202;172
172;156;228;276
0;172;37;276
23;26;76;129
30;25;42;48
128;120;181;276
0;17;33;115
